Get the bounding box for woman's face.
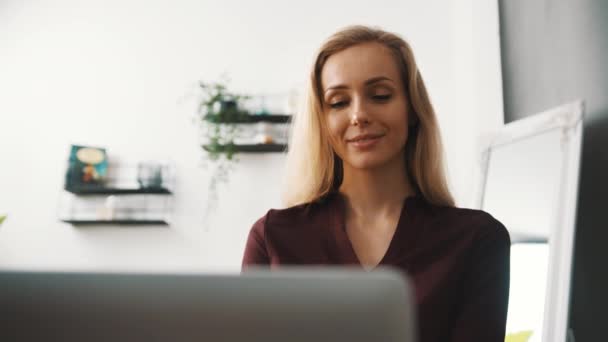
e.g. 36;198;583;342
320;42;410;171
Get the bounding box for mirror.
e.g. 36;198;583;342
476;101;584;342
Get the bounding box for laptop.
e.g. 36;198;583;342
0;267;417;342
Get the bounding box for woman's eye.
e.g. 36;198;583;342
329;101;347;109
373;94;392;101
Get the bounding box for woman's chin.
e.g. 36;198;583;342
342;149;406;171
344;156;390;170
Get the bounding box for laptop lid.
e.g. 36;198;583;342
0;267;417;342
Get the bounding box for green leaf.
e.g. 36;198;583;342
0;215;6;225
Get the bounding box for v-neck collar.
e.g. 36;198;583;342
327;191;425;270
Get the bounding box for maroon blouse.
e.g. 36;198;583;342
242;192;510;342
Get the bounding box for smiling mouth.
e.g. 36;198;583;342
346;134;385;149
346;133;385;143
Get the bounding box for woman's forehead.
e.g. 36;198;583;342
321;42;400;90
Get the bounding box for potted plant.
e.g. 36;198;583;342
196;80;250;223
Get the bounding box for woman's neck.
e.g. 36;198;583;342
338;158;415;220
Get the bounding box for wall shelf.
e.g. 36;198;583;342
59;161;175;226
61;219;169;226
202;143;287;153
65;186;172;195
204;114;291;124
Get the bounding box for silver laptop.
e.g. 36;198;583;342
0;267;417;342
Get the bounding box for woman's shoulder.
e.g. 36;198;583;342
249;193;336;234
420;199;510;244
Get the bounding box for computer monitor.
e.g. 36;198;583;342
0;267;417;342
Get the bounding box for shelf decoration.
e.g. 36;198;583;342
195;79;293;223
65;145;109;192
197;81;249;162
60;148;174;226
196;79;249;222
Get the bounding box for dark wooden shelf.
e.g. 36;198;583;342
204;114;291;124
202;144;287;153
65;187;172;195
61;219;169;226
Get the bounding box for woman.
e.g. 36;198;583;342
242;25;510;342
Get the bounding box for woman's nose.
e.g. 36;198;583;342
350;97;371;127
350;113;370;126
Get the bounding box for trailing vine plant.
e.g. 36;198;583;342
197;79;250;224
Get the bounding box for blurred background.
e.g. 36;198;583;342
0;0;503;272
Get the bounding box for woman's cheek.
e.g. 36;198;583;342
327;119;342;144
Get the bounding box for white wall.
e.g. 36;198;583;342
0;0;503;272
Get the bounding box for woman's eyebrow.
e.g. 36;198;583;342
364;76;393;85
324;76;394;93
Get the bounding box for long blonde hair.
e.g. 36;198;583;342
283;25;454;208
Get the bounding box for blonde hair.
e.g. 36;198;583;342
283;25;454;208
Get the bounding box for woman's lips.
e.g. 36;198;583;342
347;134;384;149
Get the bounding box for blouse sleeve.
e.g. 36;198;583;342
450;220;511;341
241;213;271;270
